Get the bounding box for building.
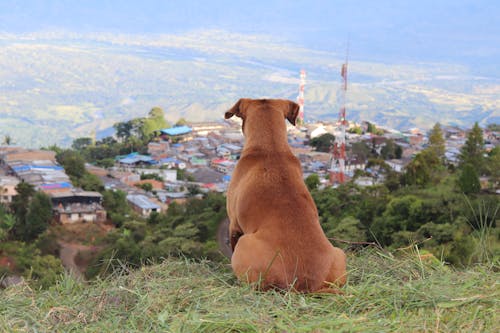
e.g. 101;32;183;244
127;194;161;217
51;190;106;224
0;177;18;204
160;126;193;142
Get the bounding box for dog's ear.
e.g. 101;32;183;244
225;98;248;119
286;100;300;126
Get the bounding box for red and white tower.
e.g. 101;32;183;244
296;69;306;126
330;60;349;184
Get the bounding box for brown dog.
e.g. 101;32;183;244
225;98;347;293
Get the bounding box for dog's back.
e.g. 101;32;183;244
225;99;347;292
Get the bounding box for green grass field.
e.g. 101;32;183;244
1;248;498;332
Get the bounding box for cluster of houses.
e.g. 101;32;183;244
0;147;106;224
1;120;498;225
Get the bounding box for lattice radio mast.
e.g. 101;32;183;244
296;69;306;126
330;51;349;184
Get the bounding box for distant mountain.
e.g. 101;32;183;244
0;31;498;147
1;1;499;73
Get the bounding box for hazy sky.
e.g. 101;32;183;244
1;0;499;69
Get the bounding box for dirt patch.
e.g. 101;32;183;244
54;222;113;279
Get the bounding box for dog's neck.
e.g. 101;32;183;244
242;111;291;154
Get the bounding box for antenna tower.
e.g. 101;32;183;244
296;69;306;126
330;51;349;184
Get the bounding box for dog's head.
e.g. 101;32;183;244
225;98;300;126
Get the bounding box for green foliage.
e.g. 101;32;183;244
102;190;131;226
380;139;402;160
56;149;86;180
79;173;104;192
24;192;53;241
10;183;52;242
459;122;485;172
348;126;362;134
403;150;440;187
327;216;366;246
71;137;93;151
137;182;153;192
350;141;373;161
87;193;227;279
140;173;163;181
305;174;320;191
175;117;188;126
309;133;335;152
0;241;64;289
457;164;481;194
428;122;446;160
0;204;16;241
485;145;500;184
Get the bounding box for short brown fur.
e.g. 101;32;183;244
225;98;347;293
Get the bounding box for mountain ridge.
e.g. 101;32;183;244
0;30;498;147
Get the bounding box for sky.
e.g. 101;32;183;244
0;0;499;71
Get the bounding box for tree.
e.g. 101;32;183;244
403;153;431;187
403;150;440;187
11;184;52;242
485;146;500;184
56;150;86;180
79;173;104;192
11;182;36;232
24;192;53;241
141;107;169;141
0;205;16;241
457;164;481;194
71;137;93;151
366;122;377;134
350;141;372;161
310;133;335;152
380;140;396;160
305;174;320;191
175;118;188;126
459;122;485;172
428;123;446;160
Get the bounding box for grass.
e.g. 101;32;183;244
1;248;498;332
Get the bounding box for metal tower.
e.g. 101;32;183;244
296;69;306;126
330;58;349;184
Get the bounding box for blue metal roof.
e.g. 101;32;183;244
13;165;64;172
160;126;192;136
40;182;73;190
118;154;156;165
127;194;160;210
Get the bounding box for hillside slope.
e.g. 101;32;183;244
1;249;498;332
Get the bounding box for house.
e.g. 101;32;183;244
127;194;161;216
354;176;376;187
51;190;106;224
386;158;411;173
147;141;170;157
160;126;193;142
117;153;157;168
211;158;235;174
0;175;19;204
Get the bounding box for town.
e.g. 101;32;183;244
1;119;499;225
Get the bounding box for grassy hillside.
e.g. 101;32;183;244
1;249;498;332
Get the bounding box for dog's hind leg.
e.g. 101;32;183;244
322;246;347;289
231;234;287;289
